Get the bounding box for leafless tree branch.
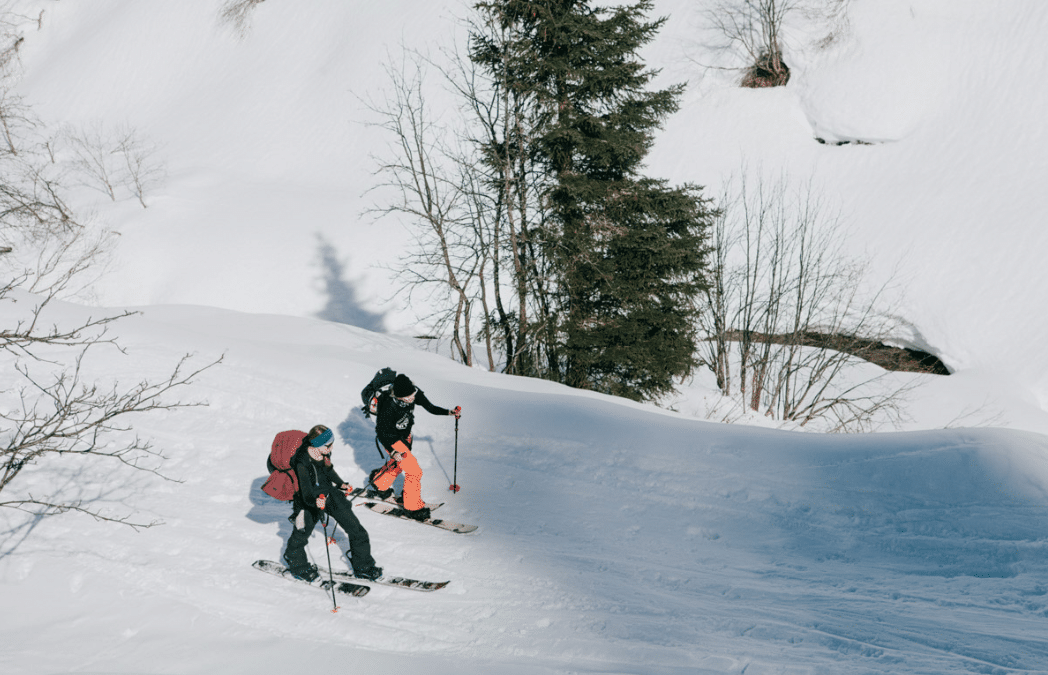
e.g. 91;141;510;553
697;171;922;431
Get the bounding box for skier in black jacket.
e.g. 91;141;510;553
283;425;381;581
369;374;460;521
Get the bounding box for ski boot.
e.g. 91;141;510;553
287;562;319;582
405;506;431;522
353;565;384;581
366;468;394;500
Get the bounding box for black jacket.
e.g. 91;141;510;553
290;445;346;513
374;388;449;448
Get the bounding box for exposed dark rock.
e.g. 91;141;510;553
718;330;951;375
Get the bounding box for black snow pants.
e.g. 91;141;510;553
283;490;375;574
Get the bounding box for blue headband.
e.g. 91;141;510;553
310;428;334;447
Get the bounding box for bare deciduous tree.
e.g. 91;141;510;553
698;172;920;431
365;55;483;367
365;39;556;374
60;121;164;208
1;336;220;529
698;0;855;87
0;12;217;532
115;126;165;209
462;11;557;379
703;0;797;87
1;251;222;530
65;121;119;201
0;2;32;75
0;90;34;156
0;164;219;531
0;120;113;298
367;14;565;375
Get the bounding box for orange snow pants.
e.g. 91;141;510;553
373;440;425;511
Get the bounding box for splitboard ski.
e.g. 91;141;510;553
319;566;450;592
345;487;444;511
357;500;478;534
252;559;370;597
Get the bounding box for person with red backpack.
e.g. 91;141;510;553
282;425;381;581
368;374;461;522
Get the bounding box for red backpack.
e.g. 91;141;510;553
261;430;306;501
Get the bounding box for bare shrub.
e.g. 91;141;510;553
696;0;855;86
697;171;921;431
0;326;220;530
703;0;796;87
219;0;267;37
62;121;165;207
0;11;213;534
115;126;166;208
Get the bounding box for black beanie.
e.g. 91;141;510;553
393;374;415;398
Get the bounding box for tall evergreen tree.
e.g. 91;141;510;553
473;0;713;401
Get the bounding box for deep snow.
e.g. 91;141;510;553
3;1;1048;674
3;299;1048;674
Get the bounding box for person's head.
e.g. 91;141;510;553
305;424;334;457
393;374;416;404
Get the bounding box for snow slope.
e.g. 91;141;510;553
3;1;1048;673
2;297;1048;675
649;0;1048;416
9;0;1048;433
12;0;461;318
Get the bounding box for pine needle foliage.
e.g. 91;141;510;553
472;0;714;401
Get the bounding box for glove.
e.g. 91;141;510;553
316;494;327;510
341;484;354;496
390;440;409;462
451;406;462;419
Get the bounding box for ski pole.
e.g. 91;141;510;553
320;509;339;613
449;416;461;493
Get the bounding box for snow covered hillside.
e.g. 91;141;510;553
2;298;1048;675
649;0;1048;420
3;0;1048;673
11;0;460;320
9;0;1048;423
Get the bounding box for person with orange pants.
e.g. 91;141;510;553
368;373;460;521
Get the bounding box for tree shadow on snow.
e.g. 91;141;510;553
315;235;386;332
0;510;51;559
0;462;168;559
